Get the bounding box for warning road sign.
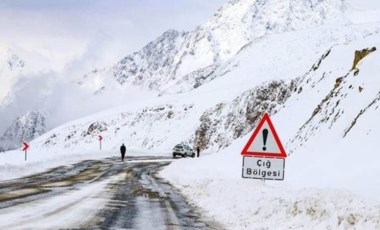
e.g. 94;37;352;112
98;135;103;150
22;142;29;151
241;113;287;158
22;142;29;161
242;156;285;180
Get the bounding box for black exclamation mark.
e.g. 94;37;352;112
262;129;268;151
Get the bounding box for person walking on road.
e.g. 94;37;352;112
196;146;200;157
120;144;126;161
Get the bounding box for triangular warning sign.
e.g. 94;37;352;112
241;113;287;158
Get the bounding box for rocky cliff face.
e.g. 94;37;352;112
0;111;47;151
283;41;380;156
191;79;298;151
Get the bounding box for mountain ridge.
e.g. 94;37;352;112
80;0;349;95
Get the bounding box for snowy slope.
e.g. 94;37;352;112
22;22;380;155
160;22;380;230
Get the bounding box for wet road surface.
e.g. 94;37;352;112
0;156;222;229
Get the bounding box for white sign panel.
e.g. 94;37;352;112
242;156;285;180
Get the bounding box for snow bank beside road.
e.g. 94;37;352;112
160;139;380;230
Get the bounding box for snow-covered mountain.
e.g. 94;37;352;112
32;20;380;153
0;111;47;151
80;0;348;95
0;48;26;106
0;48;25;73
22;0;354;153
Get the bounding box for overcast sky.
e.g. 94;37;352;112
0;0;228;69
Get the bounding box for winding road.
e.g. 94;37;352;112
0;156;222;229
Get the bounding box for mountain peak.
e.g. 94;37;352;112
79;0;350;98
107;0;349;94
0;48;25;71
0;111;47;151
204;0;347;60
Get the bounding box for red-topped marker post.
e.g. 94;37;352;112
241;113;287;181
98;135;103;150
22;142;29;161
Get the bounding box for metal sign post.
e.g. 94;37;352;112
98;135;103;150
22;142;29;161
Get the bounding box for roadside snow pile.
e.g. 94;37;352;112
160;124;380;229
165;177;380;229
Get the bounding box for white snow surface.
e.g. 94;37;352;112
0;176;113;229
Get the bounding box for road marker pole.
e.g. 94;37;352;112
98;135;103;150
22;142;29;161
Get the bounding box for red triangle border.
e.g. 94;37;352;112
241;113;287;158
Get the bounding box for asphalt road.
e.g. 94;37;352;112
0;156;222;229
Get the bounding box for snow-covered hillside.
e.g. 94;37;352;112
25;21;380;154
160;32;380;229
